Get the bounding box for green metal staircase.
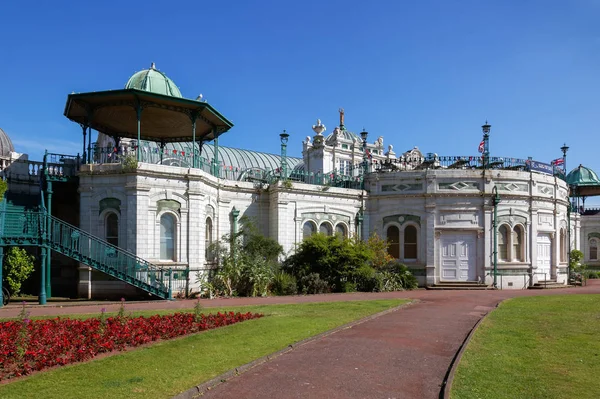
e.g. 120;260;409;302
0;199;172;303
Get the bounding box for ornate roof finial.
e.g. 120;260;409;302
150;62;156;69
312;119;326;135
339;107;345;127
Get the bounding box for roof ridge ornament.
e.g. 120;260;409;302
312;119;326;135
150;62;156;70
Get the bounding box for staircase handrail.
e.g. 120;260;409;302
45;213;166;274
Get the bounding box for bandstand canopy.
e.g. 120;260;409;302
567;164;600;197
64;89;233;142
64;63;233;143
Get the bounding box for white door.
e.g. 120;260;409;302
440;233;476;281
537;234;552;280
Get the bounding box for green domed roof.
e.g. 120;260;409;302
567;164;600;186
125;63;182;98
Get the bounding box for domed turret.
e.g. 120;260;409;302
125;63;182;98
0;127;15;157
567;164;600;186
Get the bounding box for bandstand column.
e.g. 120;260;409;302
81;124;88;164
136;102;143;161
46;178;53;298
213;130;219;177
87;126;92;164
191;113;197;168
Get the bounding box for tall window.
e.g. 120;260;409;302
513;225;524;262
335;223;347;238
105;213;118;246
160;213;176;261
303;221;316;239
320;222;333;236
386;226;400;259
205;217;213;261
404;225;417;259
590;238;599;261
498;225;509;261
560;229;566;263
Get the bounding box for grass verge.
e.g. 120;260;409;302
0;299;406;399
451;295;600;399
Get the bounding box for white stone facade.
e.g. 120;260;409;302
77;154;576;294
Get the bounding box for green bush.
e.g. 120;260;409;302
352;264;379;292
376;261;418;291
200;217;283;297
284;233;371;292
299;273;330;295
3;247;35;295
121;154;138;172
285;233;417;293
271;272;298;296
584;270;599;279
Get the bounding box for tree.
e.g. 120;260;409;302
3;247;35;295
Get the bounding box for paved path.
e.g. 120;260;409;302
2;282;600;398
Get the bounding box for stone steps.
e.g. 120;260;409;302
528;281;572;289
426;281;492;290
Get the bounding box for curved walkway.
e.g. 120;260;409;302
2;282;600;398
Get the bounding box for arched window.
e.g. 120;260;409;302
335;223;348;238
560;229;566;263
591;238;599;261
513;225;524;262
498;225;509;261
105;212;118;246
205;217;213;261
160;213;176;261
303;221;316;239
404;225;418;259
319;222;333;236
386;225;400;259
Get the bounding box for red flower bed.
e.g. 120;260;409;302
0;311;263;381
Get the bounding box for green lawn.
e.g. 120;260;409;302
0;299;406;399
451;295;600;399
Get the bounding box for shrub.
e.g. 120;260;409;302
121;154;138;172
584;270;599;279
284;233;371;292
271;272;297;296
376;261;418;291
352;264;379;292
3;247;35;295
299;273;330;295
202;217;283;297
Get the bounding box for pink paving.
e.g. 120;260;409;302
2;282;600;399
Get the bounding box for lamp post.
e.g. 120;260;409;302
482;121;491;169
567;201;572;284
560;143;569;174
280;130;289;179
491;185;500;288
360;130;368;181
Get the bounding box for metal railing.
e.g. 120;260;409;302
46;213;171;299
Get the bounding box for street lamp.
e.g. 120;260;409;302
482;121;491;169
360;130;368;187
491;185;501;289
560;143;569;174
280;130;289;179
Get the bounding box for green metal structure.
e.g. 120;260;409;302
0;152;173;308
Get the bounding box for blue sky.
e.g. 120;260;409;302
1;1;598;201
